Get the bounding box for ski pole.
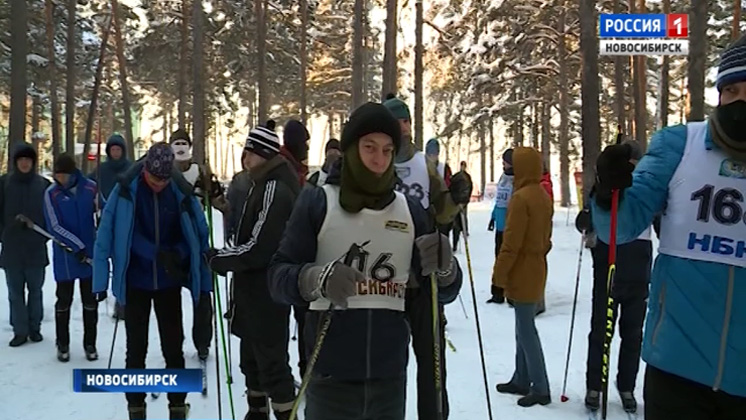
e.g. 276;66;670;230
107;316;119;369
289;241;369;420
458;294;468;319
17;215;92;264
430;271;444;420
601;190;619;420
560;232;586;402
460;211;494;420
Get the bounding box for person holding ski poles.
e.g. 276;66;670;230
493;147;553;407
44;154;99;363
383;94;470;420
575;140;654;414
590;36;746;419
92;143;212;420
268;101;463;420
206;124;300;420
1;143;51;347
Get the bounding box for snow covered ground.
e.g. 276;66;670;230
0;202;647;420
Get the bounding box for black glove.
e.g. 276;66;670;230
204;248;219;264
95;291;108;302
449;173;472;205
575;208;592;234
488;218;495;232
158;250;190;282
595;144;635;210
207;174;224;199
205;248;230;277
75;250;89;264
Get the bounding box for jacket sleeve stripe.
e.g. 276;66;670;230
219;180;276;258
44;185;86;250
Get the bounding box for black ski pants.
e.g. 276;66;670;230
55;277;97;348
405;286;449;420
586;239;651;392
490;230;505;300
644;366;746;420
124;286;185;407
192;292;213;356
305;375;406;420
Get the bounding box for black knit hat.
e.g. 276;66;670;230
54;154;77;174
169;128;191;145
283;120;310;162
502;148;514;165
341;102;402;152
325;139;341;152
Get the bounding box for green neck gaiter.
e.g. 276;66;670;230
710;109;746;162
339;147;396;213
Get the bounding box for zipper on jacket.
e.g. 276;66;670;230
713;265;735;391
651;282;667;346
366;309;373;379
153;191;160;290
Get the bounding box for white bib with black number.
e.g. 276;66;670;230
310;185;414;311
394;151;430;210
494;173;514;209
658;121;746;267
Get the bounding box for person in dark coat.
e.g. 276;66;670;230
0;143;51;347
280;119;310;185
206;124;300;420
43;154;99;362
450;160;473;251
307;139;341;187
89;134;132;321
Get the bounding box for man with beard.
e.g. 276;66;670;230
307;139;342;187
589;36;746;419
383;93;471;420
0;143;51;346
89;134;132;320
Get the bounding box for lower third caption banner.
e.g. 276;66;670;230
73;369;203;393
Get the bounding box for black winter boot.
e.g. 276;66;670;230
57;344;70;362
128;403;146;420
619;391;637;413
585;389;600;411
244;392;269;420
85;345;98;361
496;382;529;396
169;403;189;420
517;393;551;407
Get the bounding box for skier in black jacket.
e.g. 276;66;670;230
268;102;463;420
206;124;300;420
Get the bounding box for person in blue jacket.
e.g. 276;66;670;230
92;143;212;420
89;134;132;321
268;102;463;420
591;37;746;419
487;148;513;304
43;154;99;363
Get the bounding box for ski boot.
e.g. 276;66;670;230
244;391;270;420
169;403;190;420
29;331;43;342
197;347;209;361
496;382;530;396
57;344;70;362
85;345;98;361
113;302;125;320
585;389;600;411
9;335;27;347
619;390;637;413
128;403;146;420
517;393;551;407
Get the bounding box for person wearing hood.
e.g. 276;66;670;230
307;139;342;187
43;154;99;363
487;149;514;304
425;138;452;187
268;102;462;420
169;128;223;361
589;36;746;419
494;147;553;407
206;124;300;420
384;93;471;419
92;143;212;420
280;119;310;185
0;143;51;347
89;134;132;321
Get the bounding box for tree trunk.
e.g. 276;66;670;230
82;18;112;174
580;0;600;203
414;0;424;149
65;0;76;154
45;0;62;160
541;102;551;174
479;120;486;199
352;0;365;110
531;104;539;149
382;0;398;99
178;0;189;129
192;0;205;164
613;0;625;132
688;0;707;122
658;0;670;130
255;0;268;123
632;0;647;147
300;0;308;124
734;0;741;39
558;7;571;207
31;96;41;135
111;0;135;160
9;0;28;165
489;117;495;182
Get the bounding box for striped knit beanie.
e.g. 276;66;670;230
245;125;280;160
716;35;746;91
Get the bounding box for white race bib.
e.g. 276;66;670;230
394;151;430;210
658;121;746;267
494;173;514;209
